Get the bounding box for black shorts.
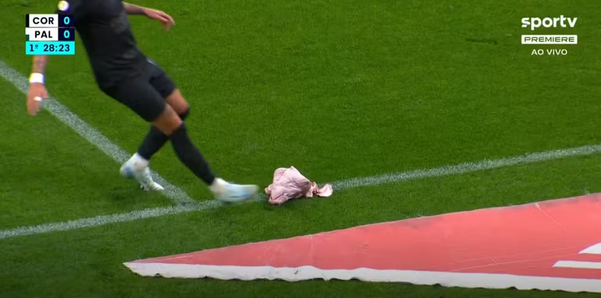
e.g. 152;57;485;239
100;59;176;122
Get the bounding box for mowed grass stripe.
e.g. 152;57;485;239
2;143;601;240
0;60;194;205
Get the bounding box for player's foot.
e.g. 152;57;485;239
210;178;258;203
120;160;165;191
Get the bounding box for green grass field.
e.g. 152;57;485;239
1;0;601;297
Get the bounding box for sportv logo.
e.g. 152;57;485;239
522;15;577;31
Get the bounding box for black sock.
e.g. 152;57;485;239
137;108;190;160
169;123;216;186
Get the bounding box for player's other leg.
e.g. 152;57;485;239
119;89;189;191
98;78;163;190
120;60;186;190
152;103;259;202
125;90;188;162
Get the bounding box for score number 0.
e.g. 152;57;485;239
60;15;74;41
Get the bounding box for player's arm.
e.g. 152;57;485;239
123;2;175;30
32;55;48;74
122;2;146;15
26;55;49;116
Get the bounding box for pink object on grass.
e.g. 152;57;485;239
265;167;333;205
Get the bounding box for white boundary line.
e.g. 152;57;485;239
0;60;194;205
331;144;601;190
2;142;601;240
0;199;238;239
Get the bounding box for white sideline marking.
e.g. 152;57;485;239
331;145;601;190
0;198;255;239
2;142;601;240
0;60;194;205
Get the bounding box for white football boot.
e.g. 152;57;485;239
210;178;259;203
120;160;165;191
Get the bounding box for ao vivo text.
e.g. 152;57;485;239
531;49;568;56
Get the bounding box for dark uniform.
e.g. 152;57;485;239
56;0;175;121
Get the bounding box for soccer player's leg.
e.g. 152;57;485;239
134;89;189;161
101;78;167;191
133;61;190;161
152;103;259;203
120;61;188;183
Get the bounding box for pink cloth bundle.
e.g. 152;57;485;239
265;166;333;205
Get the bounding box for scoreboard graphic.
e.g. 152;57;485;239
25;14;75;55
